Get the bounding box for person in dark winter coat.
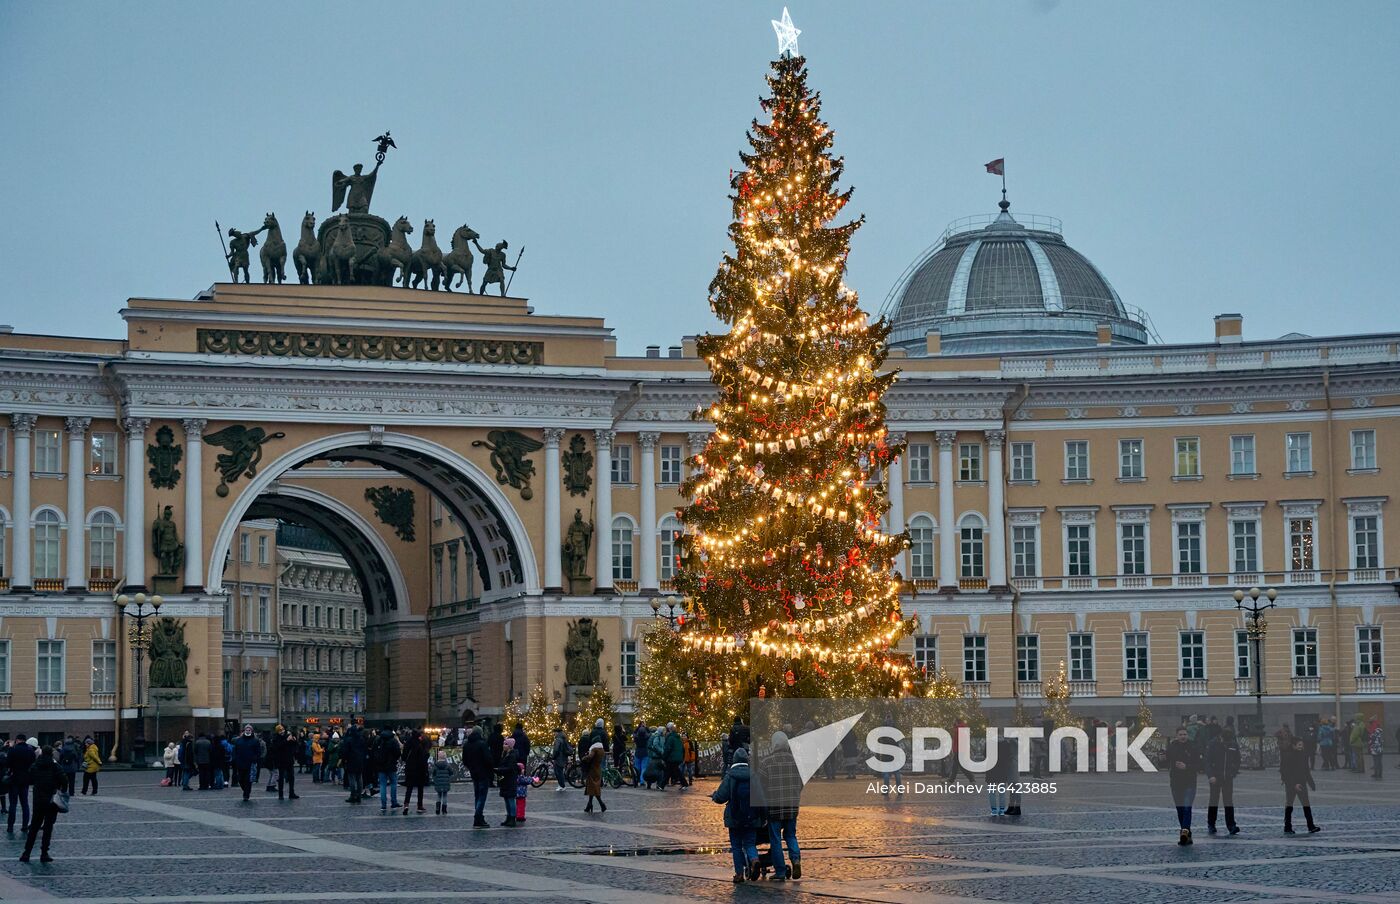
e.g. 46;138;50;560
402;732;430;814
6;737;36;833
341;726;367;803
758;731;803;881
431;750;454;815
1205;727;1241;835
632;722;651;787
56;738;80;797
488;722;505;765
1167;726;1202;845
511;723;531;766
19;746;64;864
177;732;195;790
728;716;751;755
373;729;401;811
611;724;627;771
271;727;300;800
1280;736;1321;834
713;746;759;883
550;727;571;791
0;741;11;817
662;722;687;790
462;726;493;827
193;733;213;790
495;737;520;826
231;725;262;801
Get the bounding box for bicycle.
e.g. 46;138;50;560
531;758;584;789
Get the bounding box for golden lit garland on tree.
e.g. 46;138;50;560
500;694;523;732
1042;660;1075;728
573;684;618;736
521;683;562;747
638;50;915;738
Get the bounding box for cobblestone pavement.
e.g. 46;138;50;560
0;764;1398;903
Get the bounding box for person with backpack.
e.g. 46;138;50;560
646;725;668;789
712;746;759;883
760;731;804;881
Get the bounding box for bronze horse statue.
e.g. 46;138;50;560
443;224;480;292
408;219;446;291
258;213;287;284
326;214;358;285
293;211;319;284
372;216;414;287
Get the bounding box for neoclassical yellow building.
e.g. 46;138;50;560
0;202;1396;753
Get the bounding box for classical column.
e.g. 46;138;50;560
593;429;614;594
182;419;207;592
685;431;709;481
122;418;150;592
9;414;36;591
638;432;661;595
65;417;91;591
886;432;907;577
542;428;565;593
936;430;957;591
986;429;1008;590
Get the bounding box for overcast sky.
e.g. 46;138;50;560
2;1;1397;351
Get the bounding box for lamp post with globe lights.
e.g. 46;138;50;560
1234;586;1277;767
115;592;163;765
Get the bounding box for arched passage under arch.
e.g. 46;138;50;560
207;429;539;603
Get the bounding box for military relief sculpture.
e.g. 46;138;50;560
220;131;525;294
151;505;184;577
203;424;287;497
564;617;603;686
472;429;544;500
561;433;593;496
365;485;416;542
148;617;190;689
146;424;183;489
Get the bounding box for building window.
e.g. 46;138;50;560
0;640;9;694
1180;631;1205;680
1231;519;1259;574
612;444;633;484
1286;433;1312;473
659;515;681;580
1176;521;1203;574
913;635;936;675
33;510;61;580
34;429;61;474
1016;635;1039;682
1065;523;1093;577
1064;440;1090;481
963;635;987;683
958;515;984;578
958;443;982;481
1119;522;1147;575
1236;630;1253;680
1358;626;1383;676
239;531;251;562
1010;442;1035;482
91;640;117;693
1012;525;1038;578
907;444;932;483
659;445;682;484
257;535;269;565
1175;437;1200;477
258;592;270;633
433;547;444;604
1230;435;1256;475
620;640;638;687
1292;627;1319;678
908;515;935;579
610;516;634;581
88;511;118;581
1289;518;1316;571
1123;632;1149;682
1351;429;1377;470
1069;633;1094;681
1119;439;1143;479
36;639;65;694
1352;515;1381;569
90;432;118;476
449;547;459;601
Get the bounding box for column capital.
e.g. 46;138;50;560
887;431;907;446
122;416;151;436
542;427;566;447
593;429;615;450
985;429;1006;448
64;416;92;436
10;413;37;435
687;431;710;452
638;431;662;449
181;418;209;439
935;430;957;449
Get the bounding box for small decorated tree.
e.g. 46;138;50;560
574;683;618;736
1042;660;1075;729
521;683;562;748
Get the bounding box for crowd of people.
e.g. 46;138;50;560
0;735;101;863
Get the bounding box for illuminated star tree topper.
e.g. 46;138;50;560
771;6;801;58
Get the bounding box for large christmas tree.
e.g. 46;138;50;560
638;40;915;741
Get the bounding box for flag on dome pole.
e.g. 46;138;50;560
984;158;1005;176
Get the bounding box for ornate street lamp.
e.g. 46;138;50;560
1234;586;1277;768
115;592;163;766
650;597;679;630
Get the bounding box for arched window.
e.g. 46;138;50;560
88;511;118;581
959;513;985;579
659;515;682;581
611;515;635;581
909;515;936;580
33;510;62;580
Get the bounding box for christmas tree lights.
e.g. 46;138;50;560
638;48;915;740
